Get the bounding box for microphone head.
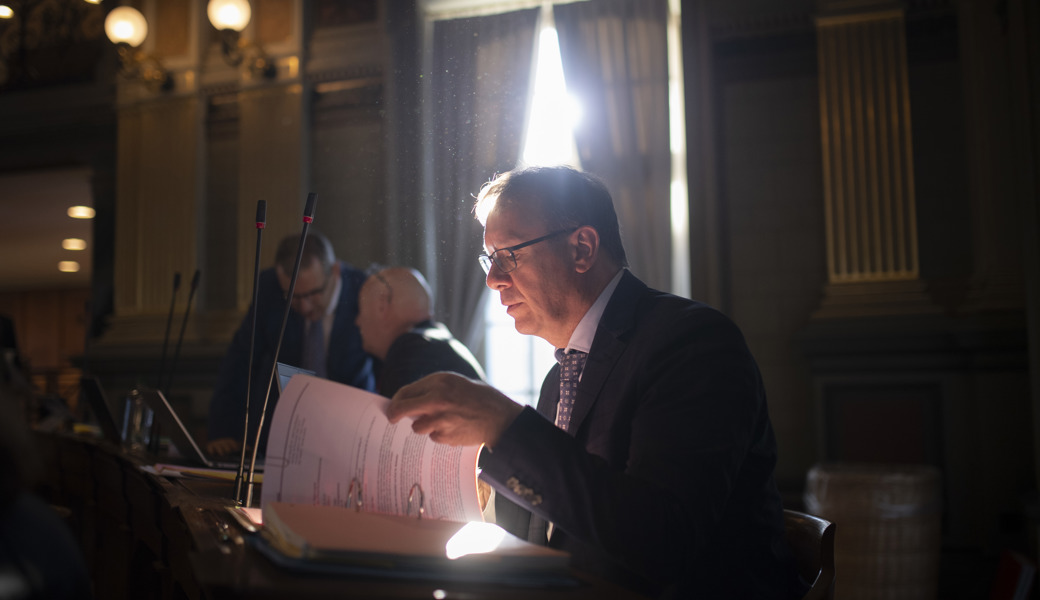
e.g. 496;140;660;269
173;272;182;290
256;200;267;228
303;192;317;223
190;269;201;290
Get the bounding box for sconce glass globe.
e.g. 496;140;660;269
105;6;148;47
208;0;251;32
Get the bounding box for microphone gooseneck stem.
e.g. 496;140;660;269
150;272;181;457
245;192;317;508
165;269;200;396
158;273;181;389
235;199;266;505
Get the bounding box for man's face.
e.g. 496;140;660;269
278;260;338;322
483;206;575;348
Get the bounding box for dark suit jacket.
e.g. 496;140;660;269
208;261;375;452
481;271;802;599
378;320;486;397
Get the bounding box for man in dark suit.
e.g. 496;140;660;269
207;231;374;456
356;266;484;397
389;166;803;599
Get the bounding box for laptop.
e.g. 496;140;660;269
130;362;315;471
134;386;253;471
276;361;314;392
80;376;124;446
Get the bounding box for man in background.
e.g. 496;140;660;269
207;231;374;456
356;266;484;397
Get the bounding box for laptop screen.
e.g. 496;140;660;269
276;362;315;392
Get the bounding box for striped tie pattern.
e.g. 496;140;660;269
301;319;327;378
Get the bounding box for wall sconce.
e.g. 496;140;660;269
104;6;172;91
207;0;275;79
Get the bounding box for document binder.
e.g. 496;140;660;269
247;375;573;586
256;501;572;585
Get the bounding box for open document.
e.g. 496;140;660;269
260;374;484;522
251;375;570;583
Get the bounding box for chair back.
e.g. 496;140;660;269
783;509;836;600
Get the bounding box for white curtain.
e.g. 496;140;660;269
424;9;540;346
555;0;673;291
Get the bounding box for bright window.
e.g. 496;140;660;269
482;16;580;407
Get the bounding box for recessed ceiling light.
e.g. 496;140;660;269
58;261;81;273
68;206;96;219
0;6;13;19
62;238;87;251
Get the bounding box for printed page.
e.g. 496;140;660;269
260;375;483;522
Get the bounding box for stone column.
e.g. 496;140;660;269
234;83;309;310
813;3;938;317
956;0;1027;312
112;96;201;328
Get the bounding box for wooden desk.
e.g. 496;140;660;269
32;431;646;600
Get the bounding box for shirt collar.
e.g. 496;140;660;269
560;269;624;355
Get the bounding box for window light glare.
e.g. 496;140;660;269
58;261;81;273
63;238;87;251
68;206;96;219
521;25;581;168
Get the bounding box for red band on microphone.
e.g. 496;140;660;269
256;223;266;229
303;216;314;223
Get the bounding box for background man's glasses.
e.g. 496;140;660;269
287;278;329;303
371;271;393;304
478;228;578;274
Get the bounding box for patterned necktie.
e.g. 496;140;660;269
554;349;587;434
301;318;327;378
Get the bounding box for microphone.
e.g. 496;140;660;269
164;269;200;396
157;273;182;388
149;272;180;456
234;199;266;505
245;192;317;507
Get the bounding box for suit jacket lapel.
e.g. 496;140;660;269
325;262;353;379
536;364;560;421
569;271;646;434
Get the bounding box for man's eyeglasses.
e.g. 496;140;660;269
287;278;329;303
478;228;578;274
371;270;393;304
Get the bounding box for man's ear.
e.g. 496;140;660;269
572;226;600;274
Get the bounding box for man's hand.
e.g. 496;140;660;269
387;372;523;447
206;437;241;457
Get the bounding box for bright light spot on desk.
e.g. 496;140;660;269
432;590;447;600
444;522;507;560
62;238;87;251
67;206;96;219
58;261;80;273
